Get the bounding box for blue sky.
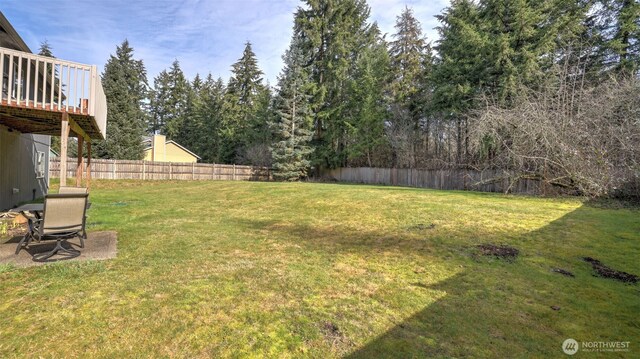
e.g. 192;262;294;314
2;0;449;85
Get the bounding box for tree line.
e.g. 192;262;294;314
48;0;639;196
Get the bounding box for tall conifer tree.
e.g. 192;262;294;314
294;0;377;169
94;40;148;159
222;42;268;164
270;36;314;181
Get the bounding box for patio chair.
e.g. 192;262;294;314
59;186;88;194
15;193;89;261
58;186;89;239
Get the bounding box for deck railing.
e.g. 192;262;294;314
0;47;106;138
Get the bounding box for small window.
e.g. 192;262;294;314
35;151;46;178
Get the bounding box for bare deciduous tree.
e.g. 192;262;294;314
471;75;640;198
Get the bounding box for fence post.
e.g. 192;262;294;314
112;159;116;179
233;164;236;180
169;162;172;180
142;160;146;180
192;162;195;180
212;163;215;180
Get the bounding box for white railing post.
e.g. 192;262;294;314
16;55;22;105
0;54;4;102
25;57;31;106
7;55;13;104
89;65;97;117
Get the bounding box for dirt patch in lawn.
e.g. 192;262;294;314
476;244;519;261
551;268;575;277
321;321;350;349
583;257;639;284
406;223;436;231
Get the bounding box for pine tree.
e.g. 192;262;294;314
148;70;170;134
346;25;390;167
270;36;314;181
606;0;640;74
222;42;268;164
93;40;148;160
38;40;61;155
478;0;562;102
433;0;484;161
389;7;427;111
388;7;430;167
294;0;377;169
198;75;226;163
150;60;190;140
38;40;53;57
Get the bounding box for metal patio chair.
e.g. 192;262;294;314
15;193;89;261
58;186;89;239
58;186;88;194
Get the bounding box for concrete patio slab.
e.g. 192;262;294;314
0;231;117;267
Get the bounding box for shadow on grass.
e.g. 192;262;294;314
228;202;639;357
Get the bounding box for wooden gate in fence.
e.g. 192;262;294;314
49;157;271;181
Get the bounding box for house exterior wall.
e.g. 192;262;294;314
0;125;50;210
163;143;198;163
143;143;198;163
152;134;166;161
143;134;198;163
143;148;153;161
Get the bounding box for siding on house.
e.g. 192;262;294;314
142;134;200;163
0;125;50;210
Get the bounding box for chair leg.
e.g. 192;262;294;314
32;239;80;262
14;234;29;255
79;233;85;248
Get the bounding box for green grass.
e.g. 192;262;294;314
1;180;638;358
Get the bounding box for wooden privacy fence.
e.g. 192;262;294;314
323;167;543;195
50;157;271;181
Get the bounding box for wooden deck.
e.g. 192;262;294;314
0;47;106;139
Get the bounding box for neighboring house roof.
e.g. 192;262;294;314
0;11;31;53
142;139;201;160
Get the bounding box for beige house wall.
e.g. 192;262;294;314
143;134;198;163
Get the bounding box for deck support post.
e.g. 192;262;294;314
76;135;84;187
59;112;70;186
86;141;92;190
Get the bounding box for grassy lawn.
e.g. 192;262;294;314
1;180;638;357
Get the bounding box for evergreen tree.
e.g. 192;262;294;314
294;0;377;169
179;73;202;152
149;60;190;140
346;25;390;167
38;40;61;155
388;7;430;166
148;70;170;134
597;0;640;74
478;0;563;102
221;42;268;164
433;0;484;161
270;36;314;181
198;75;226;163
93;40;148;160
389;7;428;114
38;40;54;57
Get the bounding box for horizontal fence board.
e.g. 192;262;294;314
49;157;271;182
322;167;542;195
